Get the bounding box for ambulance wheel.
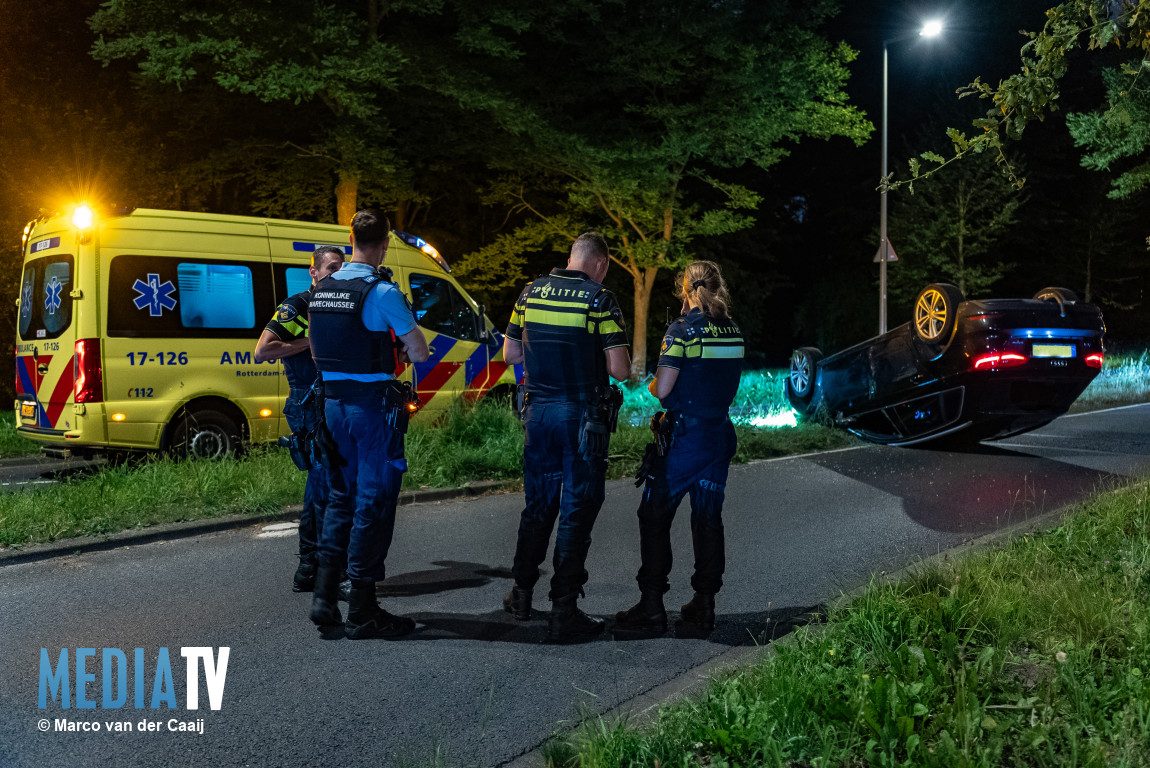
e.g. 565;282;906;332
484;384;517;408
169;409;242;460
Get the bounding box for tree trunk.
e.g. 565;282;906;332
629;267;659;380
394;199;409;232
334;172;359;226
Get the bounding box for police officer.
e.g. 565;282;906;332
306;209;430;640
253;245;345;592
614;260;744;639
502;232;631;644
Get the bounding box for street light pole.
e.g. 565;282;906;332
879;41;890;335
877;20;942;336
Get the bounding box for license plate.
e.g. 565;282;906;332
1032;343;1074;358
20;402;35;419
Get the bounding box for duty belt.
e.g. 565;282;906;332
321;379;395;399
668;411;730;431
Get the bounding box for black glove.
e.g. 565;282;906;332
310;420;344;469
634;442;661;488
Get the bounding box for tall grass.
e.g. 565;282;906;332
0;446;304;546
1071;350;1150;413
550;478;1150;767
0;411;41;459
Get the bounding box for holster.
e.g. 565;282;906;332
278;433;312;471
515;382;528;423
382;380;420;434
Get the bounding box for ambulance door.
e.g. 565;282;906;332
403;271;493;410
15;237;80;435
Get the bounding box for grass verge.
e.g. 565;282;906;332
2;352;1145;549
544;477;1150;768
0;396;854;547
1070;350;1150;413
0;411;42;459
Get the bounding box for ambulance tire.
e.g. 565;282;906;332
484;384;517;408
168;409;242;461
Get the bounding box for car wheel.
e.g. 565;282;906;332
913;283;964;351
785;346;822;412
168;409;242;460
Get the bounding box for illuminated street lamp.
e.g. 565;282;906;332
877;19;943;335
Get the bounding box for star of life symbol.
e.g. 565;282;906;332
21;279;33;319
132;273;177;317
44;275;63;316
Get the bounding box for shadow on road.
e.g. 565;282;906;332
375;560;512;598
389;602;827;646
808;442;1114;534
357;562;826;646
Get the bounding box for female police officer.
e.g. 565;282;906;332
614;260;744;639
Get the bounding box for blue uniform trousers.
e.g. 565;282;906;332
318;395;407;583
283;388;329;561
512;401;607;600
636;417;737;596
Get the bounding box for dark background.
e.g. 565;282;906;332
1;0;1145;401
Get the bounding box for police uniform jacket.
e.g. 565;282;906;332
505;268;628;402
658;308;744;420
263;289;317;391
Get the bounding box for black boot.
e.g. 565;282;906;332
502;584;533;621
344;582;415;640
613;590;667;638
308;566;342;627
546;592;605;644
676;592;716;638
292;554;317;593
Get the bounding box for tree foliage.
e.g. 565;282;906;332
1067;66;1150;198
454;0;872;376
88;0;526;223
904;0;1150;198
887;148;1025;313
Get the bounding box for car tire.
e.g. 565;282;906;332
912;283;964;354
168;409;242;460
785;346;822;413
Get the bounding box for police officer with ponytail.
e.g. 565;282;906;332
306;209;430;640
614;260;744;639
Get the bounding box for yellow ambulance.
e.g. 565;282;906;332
14;206;521;459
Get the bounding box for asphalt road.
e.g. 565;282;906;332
3;404;1149;768
0;455;104;492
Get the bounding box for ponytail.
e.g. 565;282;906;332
676;260;732;320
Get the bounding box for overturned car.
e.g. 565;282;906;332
785;284;1105;447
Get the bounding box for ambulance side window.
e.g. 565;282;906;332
408;273;478;342
17;256;74;341
108;255;274;338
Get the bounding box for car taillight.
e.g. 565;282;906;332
1084;352;1103;368
74;338;103;403
972;352;1028;371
